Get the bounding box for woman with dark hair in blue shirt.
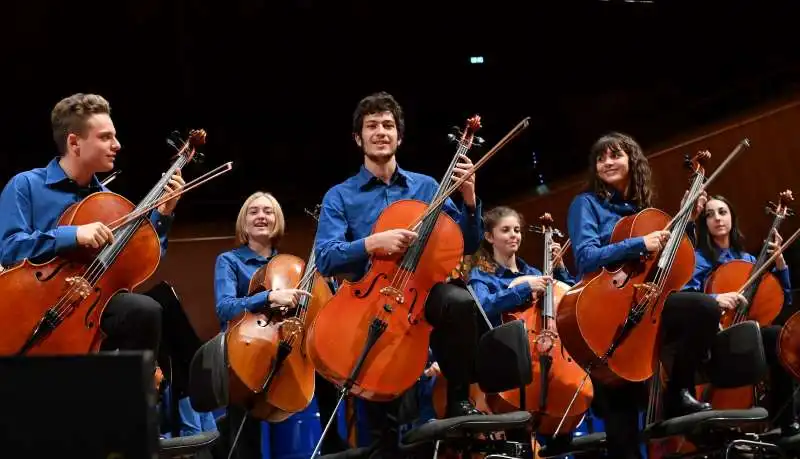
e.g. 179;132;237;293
467;205;574;328
687;194;798;435
566;132;716;459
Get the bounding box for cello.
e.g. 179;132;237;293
225;205;333;423
0;130;213;356
307;115;482;402
697;190;794;410
307;115;530;404
487;213;593;436
556;143;747;388
705;190;793;329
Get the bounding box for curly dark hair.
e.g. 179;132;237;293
586;132;654;209
352;91;405;142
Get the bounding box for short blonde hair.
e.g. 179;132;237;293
235;191;285;245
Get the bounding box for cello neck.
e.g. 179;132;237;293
743;190;794;302
542;228;555;320
133;130;204;218
533;213;560;321
397;117;481;272
95;131;204;268
657;153;709;272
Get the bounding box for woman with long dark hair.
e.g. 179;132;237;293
686;194;798;435
566;132;718;458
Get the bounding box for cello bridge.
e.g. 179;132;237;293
64;276;92;303
279;317;304;341
380;287;404;304
632;282;658;304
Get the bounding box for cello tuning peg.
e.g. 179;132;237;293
527;225;544;234
192;151;205;164
553;229;564;238
447;133;459;143
473;136;485;146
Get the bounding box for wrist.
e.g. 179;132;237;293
158;205;175;216
364;235;377;254
776;258;787;270
463;193;476;209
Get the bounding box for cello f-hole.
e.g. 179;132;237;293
36;261;71;282
406;287;420;324
83;289;102;328
353;273;387;298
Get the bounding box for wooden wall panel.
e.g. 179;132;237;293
509;96;800;279
139;95;800;341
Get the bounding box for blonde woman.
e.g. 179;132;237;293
214;191;310;327
213;191;310;459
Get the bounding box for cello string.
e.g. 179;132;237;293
388;139;471;291
50;155;190;322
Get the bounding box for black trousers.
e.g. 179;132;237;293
226;405;262;459
99;292;163;354
316;372;350;454
592;291;720;459
362;282;480;450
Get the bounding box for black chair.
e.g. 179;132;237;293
159;431;221;458
398;321;535;458
540;321;779;459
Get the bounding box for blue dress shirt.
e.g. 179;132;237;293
214;244;277;327
0;157;173;267
567;191;696;279
468;257;575;327
682;247;793;306
313;165;483;280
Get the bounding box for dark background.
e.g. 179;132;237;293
4;0;799;222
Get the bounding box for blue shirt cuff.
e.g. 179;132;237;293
629;236;648;257
246;290;270;312
348;238;369;259
466;197;481;215
54;225;79;252
152;211;175;230
512;282;533;302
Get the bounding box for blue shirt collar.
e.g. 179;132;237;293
232;244;277;263
355;164;414;191
494;256;532;277
44;157;104;190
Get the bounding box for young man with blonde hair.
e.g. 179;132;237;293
0;92;185;355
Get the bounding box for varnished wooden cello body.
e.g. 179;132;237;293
225;206;332;422
0;130;207;356
779;310;800;381
556;151;715;387
307;116;483;402
487;213;593;436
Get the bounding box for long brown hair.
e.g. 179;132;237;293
587;132;654;209
696;195;746;267
469;206;526;275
